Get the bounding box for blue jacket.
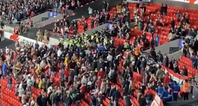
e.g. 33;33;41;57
173;84;180;94
161;90;168;98
157;86;164;96
189;56;196;65
98;46;105;51
35;43;39;49
155;35;159;46
2;64;7;74
7;76;12;84
169;82;174;89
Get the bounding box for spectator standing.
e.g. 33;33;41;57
36;93;42;106
7;73;12;89
164;4;167;15
177;11;181;22
41;93;48;106
18;82;25;101
88;7;93;17
138;94;147;106
182;66;188;76
171;18;175;29
2;61;8;77
163;54;169;67
160;4;164;15
156;65;165;81
112;87;121;106
103;1;109;11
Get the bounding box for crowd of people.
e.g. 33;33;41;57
0;0;54;24
0;0;96;24
1;0;97;36
1;1;198;106
50;1;110;37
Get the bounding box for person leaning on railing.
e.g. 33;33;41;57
43;30;49;43
36;29;43;41
0;20;4;29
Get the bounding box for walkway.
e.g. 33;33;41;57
20;0;121;40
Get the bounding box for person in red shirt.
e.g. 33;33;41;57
97;76;102;88
62;7;65;14
80;83;86;93
97;68;105;78
64;65;69;82
28;17;33;27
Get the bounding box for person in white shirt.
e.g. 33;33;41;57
47;86;53;94
18;82;24;100
107;53;113;62
40;59;47;69
26;76;32;90
57;48;62;57
81;75;88;84
169;31;176;41
88;7;93;16
122;7;126;14
30;97;35;106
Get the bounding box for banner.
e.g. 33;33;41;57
17;36;50;47
4;31;50;48
162;66;190;84
170;0;198;4
10;34;19;41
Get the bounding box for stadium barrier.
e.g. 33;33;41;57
4;31;50;47
144;39;184;59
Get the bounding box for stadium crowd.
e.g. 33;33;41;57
0;0;53;23
49;1;109;37
0;0;96;24
1;1;198;106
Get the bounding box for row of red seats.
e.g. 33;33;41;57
0;78;21;106
179;56;192;66
110;3;198;46
178;56;198;76
109;4;170;45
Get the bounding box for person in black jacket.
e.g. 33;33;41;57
36;93;42;106
41;93;48;106
163;54;169;67
150;48;157;61
138;94;147;106
182;66;188;76
160;4;164;15
125;95;132;106
171;18;175;29
164;4;168;16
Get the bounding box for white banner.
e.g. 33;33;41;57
170;0;198;4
